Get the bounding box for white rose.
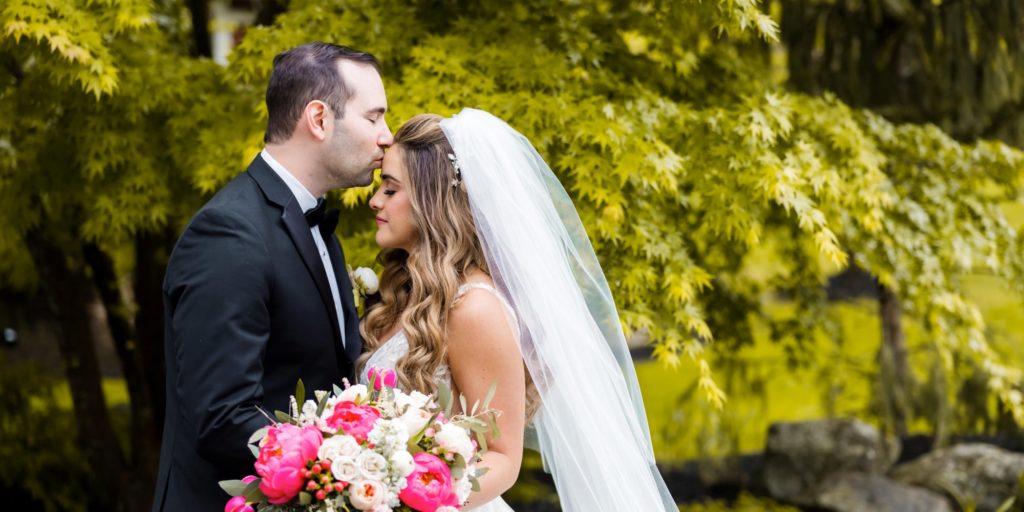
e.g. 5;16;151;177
319;434;361;462
435;423;474;460
348;480;384;510
353;267;379;294
397;408;432;438
356;450;388;481
331;456;359;482
338;384;370;404
394;390;432;411
389;450;415;478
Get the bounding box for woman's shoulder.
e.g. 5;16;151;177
448;275;516;349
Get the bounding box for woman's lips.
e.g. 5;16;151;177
375;217;387;226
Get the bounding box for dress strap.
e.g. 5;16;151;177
454;282;518;326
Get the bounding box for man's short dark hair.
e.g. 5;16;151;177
264;43;381;143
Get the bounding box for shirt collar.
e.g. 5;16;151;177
261;149;319;213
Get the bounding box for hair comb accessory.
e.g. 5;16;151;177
447;152;462;188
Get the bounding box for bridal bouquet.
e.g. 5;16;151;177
220;369;499;512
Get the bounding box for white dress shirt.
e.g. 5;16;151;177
261;149;346;347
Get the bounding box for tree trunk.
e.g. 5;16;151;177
83;243;159;509
188;0;212;58
879;282;911;437
135;229;171;428
26;231;126;509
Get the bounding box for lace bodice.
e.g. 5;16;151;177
359;282;516;388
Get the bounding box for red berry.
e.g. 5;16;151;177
312;464;322;475
306;480;318;491
334;482;347;492
315;490;327;501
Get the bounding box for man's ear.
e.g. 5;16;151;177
301;100;330;142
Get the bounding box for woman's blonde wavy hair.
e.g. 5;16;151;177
358;114;539;417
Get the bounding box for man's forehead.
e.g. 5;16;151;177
338;60;386;108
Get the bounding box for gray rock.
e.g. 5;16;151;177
890;443;1024;512
815;472;953;512
760;419;900;504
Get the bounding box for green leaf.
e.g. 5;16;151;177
274;410;294;424
483;381;497;410
437;382;453;416
218;479;248;497
295;379;305;409
248;426;269;445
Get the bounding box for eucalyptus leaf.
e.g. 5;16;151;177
274;410;293;424
248;426;270;445
483;382;497;409
218;479;247;496
437;382;453;416
299;491;312;506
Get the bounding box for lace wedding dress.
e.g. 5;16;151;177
360;282;518;512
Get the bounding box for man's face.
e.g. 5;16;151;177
322;60;394;189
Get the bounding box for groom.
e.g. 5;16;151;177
153;43;393;511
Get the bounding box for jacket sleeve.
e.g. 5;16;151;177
164;206;273;474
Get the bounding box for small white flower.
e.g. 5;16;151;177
337;384;370;404
357;450;389;481
352;267;380;295
369;419;410;454
301;399;319;423
455;475;473;503
348;480;384;510
389;450;415;478
331;456;359;482
319;434;361;462
435;423;474;460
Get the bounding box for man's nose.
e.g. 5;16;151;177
379;123;394;147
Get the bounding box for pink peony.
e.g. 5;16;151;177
254;423;323;504
224;496;254;512
367;367;398;390
400;452;459;512
325;401;381;442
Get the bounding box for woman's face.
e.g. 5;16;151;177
369;146;418;251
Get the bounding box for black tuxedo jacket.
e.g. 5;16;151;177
153;155;362;511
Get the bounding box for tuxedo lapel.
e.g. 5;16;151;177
247;157;345;358
326;233;363;363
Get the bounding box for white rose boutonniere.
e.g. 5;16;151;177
348;265;379;316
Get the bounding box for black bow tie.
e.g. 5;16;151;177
305;198;340;234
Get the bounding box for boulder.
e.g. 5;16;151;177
759;419;900;504
890;443;1024;512
814;472;953;512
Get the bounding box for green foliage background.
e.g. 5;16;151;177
2;0;1024;510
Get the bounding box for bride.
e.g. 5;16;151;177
359;109;676;511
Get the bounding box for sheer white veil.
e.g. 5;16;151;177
439;109;676;511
